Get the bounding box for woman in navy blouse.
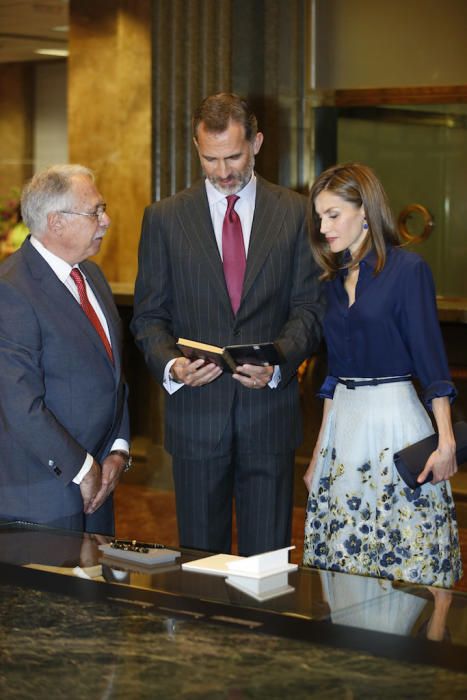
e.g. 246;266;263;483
303;162;462;586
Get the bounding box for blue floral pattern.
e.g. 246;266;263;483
303;383;463;587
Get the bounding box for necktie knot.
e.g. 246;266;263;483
70;267;84;287
226;194;239;215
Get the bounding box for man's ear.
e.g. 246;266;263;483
253;131;264;156
47;211;63;233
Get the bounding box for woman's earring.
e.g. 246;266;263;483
363;220;369;230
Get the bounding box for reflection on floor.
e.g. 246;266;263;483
114;483;467;592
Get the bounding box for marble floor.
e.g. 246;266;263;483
114;484;467;591
2;583;466;699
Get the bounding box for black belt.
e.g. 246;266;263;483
337;376;411;390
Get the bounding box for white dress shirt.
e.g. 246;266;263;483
205;172;257;257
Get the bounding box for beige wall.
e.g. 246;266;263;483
68;0;151;284
315;0;467;89
0;63;33;197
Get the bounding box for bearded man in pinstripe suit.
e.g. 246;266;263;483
132;93;324;556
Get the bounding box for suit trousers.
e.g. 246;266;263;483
172;449;295;557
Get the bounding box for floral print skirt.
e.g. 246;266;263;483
303;380;463;587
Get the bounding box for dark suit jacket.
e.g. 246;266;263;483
131;176;324;459
0;239;129;526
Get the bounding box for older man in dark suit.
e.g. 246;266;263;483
0;165;130;534
132;93;324;555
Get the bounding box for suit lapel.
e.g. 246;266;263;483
176;181;233;314
81;262;122;375
80;262;125;440
241;176;288;305
23;241;116;370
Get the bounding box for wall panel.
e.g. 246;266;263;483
68;0;151;283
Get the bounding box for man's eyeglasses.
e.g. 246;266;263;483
59;203;107;221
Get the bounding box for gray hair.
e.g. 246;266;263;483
21;164;95;235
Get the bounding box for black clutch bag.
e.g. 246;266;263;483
394;421;467;490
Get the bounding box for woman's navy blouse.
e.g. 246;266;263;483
319;246;457;409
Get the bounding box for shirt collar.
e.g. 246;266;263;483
338;246;382;278
205;172;257;208
30;235;77;283
361;247;380;270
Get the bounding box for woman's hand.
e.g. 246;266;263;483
418;396;457;485
417;442;457;485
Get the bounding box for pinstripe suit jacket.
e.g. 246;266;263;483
0;239;130;525
131;176;324;459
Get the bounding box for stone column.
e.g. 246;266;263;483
68;0;151;284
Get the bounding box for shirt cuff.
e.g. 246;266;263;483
317;375;338;400
268;365;281;388
73;452;93;484
109;438;130;454
423;380;457;410
163;358;184;395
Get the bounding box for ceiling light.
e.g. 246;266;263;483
52;25;69;32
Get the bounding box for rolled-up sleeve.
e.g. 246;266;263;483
317;374;338;400
400;258;457;409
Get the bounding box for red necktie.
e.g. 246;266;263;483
70;268;114;364
222;194;246;314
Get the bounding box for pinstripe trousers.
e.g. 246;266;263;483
172;414;295;556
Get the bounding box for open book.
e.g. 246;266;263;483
176;338;285;373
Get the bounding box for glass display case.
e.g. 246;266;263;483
0;522;466;698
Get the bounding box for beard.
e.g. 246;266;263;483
206;153;255;195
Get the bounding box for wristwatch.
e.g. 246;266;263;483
109;449;132;472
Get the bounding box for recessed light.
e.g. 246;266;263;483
52;25;69;33
35;49;69;57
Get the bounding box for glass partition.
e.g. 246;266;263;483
337;102;467;298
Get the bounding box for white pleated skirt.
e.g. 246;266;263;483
303;380;463;587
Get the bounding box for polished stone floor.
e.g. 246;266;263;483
1;584;466;700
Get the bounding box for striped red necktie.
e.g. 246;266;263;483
70;267;114;364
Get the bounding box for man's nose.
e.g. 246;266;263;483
216;160;229;178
